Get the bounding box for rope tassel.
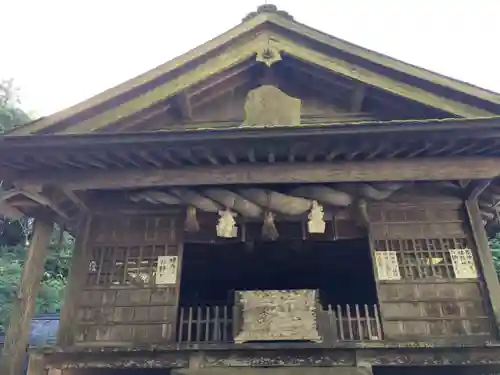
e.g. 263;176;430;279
184;206;200;233
262;211;279;240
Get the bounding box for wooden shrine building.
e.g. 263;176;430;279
3;4;500;375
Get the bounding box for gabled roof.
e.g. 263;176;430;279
8;4;500;136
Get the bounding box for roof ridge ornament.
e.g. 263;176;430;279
242;4;294;22
256;46;281;67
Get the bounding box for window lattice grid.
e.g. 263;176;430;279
374;237;470;280
86;245;167;286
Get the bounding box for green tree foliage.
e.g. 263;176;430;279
0;79;74;333
0;78;31;133
0;228;74;333
489;235;500;277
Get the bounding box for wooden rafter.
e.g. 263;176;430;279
12;157;500;191
350;83;366;112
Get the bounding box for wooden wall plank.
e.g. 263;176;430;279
73;214;183;346
369;200;492;341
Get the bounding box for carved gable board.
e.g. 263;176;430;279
243;85;301;126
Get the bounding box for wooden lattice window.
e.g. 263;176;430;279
373;237;477;280
86;245;168;286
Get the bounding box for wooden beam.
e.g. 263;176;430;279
172;93;193;120
466;179;493;201
350;83;366;112
274;37;493;117
0;218;53;375
465;198;500;338
61;188;88;212
13;157;500;191
26;353;45;375
57;215;92;347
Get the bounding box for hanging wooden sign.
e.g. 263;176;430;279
234;289;322;343
375;251;401;281
155;255;179;285
449;248;478;279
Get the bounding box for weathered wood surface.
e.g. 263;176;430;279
234;290;321;343
72;215;183;346
26;353;45;375
369;201;491;340
173;368;372;375
57;215;92;347
243;85;301;127
40;344;500;368
0;219;53;375
14;157;500;191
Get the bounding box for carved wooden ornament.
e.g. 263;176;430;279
216;209;238;238
308;200;326;234
155;255;178;285
243;85;301;127
449;248;478;279
375;251;401;281
234;289;322;343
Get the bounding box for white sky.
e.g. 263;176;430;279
1;0;499;117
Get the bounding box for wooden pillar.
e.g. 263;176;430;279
465;198;500;337
0;218;53;375
57;215;92;347
26;353;46;375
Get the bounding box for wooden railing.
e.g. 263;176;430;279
325;304;383;341
177;303;382;343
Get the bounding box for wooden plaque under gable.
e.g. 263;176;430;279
243;85;301;126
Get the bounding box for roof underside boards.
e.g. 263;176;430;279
7;5;500;137
2;117;500;182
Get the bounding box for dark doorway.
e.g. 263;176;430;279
179;238;377;308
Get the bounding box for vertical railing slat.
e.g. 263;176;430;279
355;304;363;340
205;306;210;342
336;304;344;340
364;304;373;340
214;306;220;342
196;306;202;342
178;306;184;343
327;304;334;341
187;306;193;344
346;304;353;340
223;305;228;342
374;304;382;340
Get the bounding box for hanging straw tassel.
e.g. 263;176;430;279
355;198;370;228
184;206;200;233
262;211;279;240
